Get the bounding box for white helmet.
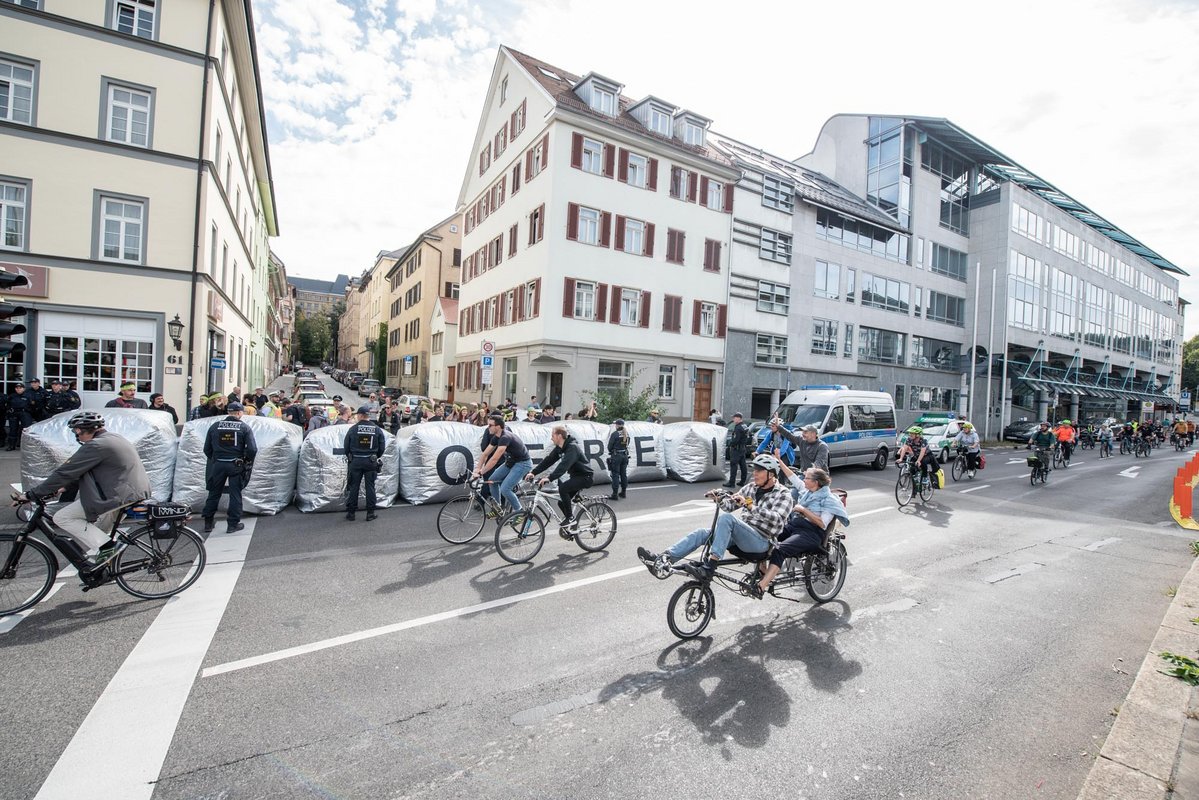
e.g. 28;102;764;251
749;454;781;475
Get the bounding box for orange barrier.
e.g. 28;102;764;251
1171;453;1199;529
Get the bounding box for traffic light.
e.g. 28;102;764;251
0;268;29;359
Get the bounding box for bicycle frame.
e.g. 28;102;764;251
4;501;154;584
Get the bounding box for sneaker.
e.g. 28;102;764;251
682;560;715;581
90;540;120;567
636;546;657;564
226;522;245;533
366;512;378;521
203;518;215;533
345;511;356;521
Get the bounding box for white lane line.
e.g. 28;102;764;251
0;581;67;634
626;484;679;492
1084;537;1122;551
203;564;646;678
852;507;892;519
959;484;991;494
34;522;256;800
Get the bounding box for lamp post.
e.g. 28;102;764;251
167;314;185;351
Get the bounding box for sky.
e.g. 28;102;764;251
255;0;1199;333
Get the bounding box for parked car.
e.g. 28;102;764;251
358;378;381;398
397;394;430;422
380;387;401;401
1002;419;1039;443
346;372;364;390
294;391;329;408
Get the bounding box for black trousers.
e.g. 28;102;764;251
609;455;628;496
729;449;748;485
6;413;31;448
558;473;594;522
346;464;378;512
768;517;827;568
203;461;244;524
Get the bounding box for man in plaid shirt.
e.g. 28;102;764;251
638;454;792;579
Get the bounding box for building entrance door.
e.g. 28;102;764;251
692;368;713;421
537;371;563;409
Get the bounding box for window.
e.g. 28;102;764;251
503;357;517;399
908;385;959;413
510;99;526;138
669;167;691;200
910;335;959;371
648;107;671;136
528;205;544;244
762;175;794;212
844;323;854;357
858;326;905;365
112;0;156;39
658;365;675;399
1049;267;1078;340
866;117;910;226
682;121;704;146
1008;250;1042;330
1054;227;1081;261
814;260;839;299
574;280;596;319
1084;283;1108;349
597;360;632;396
815;208;909;263
104;82;152;147
929;243;967;281
926;291;965;326
759;228;792;264
1012;203;1046;244
0;58;35;125
592;86;616;116
662;295;683;332
446;282;459;299
3;0;41;7
578;206;600;245
494;124;507;156
620;288;641;326
696;302;716;337
811;318;837;355
626;153;647;188
860;273;910;314
921;140;970;235
666;228;685;264
500;76;508;104
706;180;723;209
703;239;721;272
623;218;645;255
581;137;603;175
0;180;29;251
525;281;538;318
846;268;855;304
98;195;145;263
849;404;897;432
755;333;787;365
757;281;789;314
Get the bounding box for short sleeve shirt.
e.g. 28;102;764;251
494;428;530;465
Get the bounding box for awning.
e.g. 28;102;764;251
1018;377;1174;405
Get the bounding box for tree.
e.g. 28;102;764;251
374;322;387;383
1183;334;1199;398
295;313;331;365
577;369;659;424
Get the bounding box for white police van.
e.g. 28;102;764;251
762;385;897;470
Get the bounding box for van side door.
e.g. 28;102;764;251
822;405;847;466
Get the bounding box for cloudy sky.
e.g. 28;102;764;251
255;0;1199;331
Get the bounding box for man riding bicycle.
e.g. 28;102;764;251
527;426;593;535
896;426;937;483
1029;421;1055;467
1055;419;1077;465
17;411;151;569
474;413;533;518
951;422;981;472
637;454;792;580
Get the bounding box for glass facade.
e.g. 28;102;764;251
866;117;911;226
860;273;910;315
920;140;970;235
858;326;905;365
815;208;909;263
910;336;960;371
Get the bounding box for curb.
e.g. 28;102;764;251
1078;554;1199;798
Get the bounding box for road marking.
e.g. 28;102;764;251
203;564;647;678
985;562;1044;584
34;521;255;800
627;483;679;492
958;484;991;494
1084;537;1121;551
1006;458;1027;465
0;581;67;634
853;506;892;519
1118;466;1142;478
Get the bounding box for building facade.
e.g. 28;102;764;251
0;0;279;411
454;48;738;419
427;296;457;402
336;275;361;370
288;274;350;318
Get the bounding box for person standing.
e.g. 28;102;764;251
201;401;257;533
44;379;73;418
282;397;308;428
26;378;48;421
344;405;385;521
149;393;179;425
726;412;749;487
6;383;33;451
305;404;329;436
772;422;829;472
63;380;82;411
607;418;630;500
252;387;268;410
257;391;281;418
105;382;148;409
227;386;242;405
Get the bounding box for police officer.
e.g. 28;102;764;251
607;419;630;500
725;412;749;487
26;378;49;421
6;383;33;450
201;401;257;534
344;405;385;521
44;379;73;418
63;380;82;411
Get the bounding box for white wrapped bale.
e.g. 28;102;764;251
296;424;400;512
172;416;301;515
619;421;667;483
21;408;178;501
505;421;555;469
663;421;728;483
397;422;485;505
561;420;611;483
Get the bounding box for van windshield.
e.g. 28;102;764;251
774;404;830;427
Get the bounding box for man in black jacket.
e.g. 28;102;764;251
44;379;74;418
26;378;48;421
202;402;257;533
6;383;32;450
529;426;593;535
344;405;386;521
607;419;630;500
725;413;749;487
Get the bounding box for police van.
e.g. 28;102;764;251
761;385;897;470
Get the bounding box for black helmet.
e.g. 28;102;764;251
67;410;105;430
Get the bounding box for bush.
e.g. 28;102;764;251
578;371;659;424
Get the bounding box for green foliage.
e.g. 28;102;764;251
1160;651;1199;685
1183;335;1199;402
578;369;660;424
295;312;332;365
1190;540;1199;558
374;323;387;383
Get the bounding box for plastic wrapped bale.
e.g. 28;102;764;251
296;424;400;513
172;416;302;515
505;421;556;470
561;420;611;484
618;421;668;483
20;408;178;501
397;422;487;505
663;421;728;483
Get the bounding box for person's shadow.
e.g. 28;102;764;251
898;500;954;529
1;597;161;646
376;538;495;593
467;550;610;612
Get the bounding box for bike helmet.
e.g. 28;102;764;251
1061;419;1071;425
67;410;105;430
1039;421;1050;427
961;422;973;430
749;454;781;475
906;426;923;435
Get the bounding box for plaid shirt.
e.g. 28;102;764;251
735;481;793;541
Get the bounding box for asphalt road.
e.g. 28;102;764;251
1;373;1194;800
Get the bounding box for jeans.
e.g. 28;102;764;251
490;459;532;513
665;512;771;562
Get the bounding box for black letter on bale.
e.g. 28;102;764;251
583;438;606;471
634;436;655;467
436;445;475;485
710;437;718;465
526;442;545;466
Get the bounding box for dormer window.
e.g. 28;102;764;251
682;121;705;147
648;106;672;136
592;85;616;116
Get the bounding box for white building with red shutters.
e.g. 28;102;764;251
453;47;738;420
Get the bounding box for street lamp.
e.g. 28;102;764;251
167;314;185;351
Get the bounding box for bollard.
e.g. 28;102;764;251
1183;470;1195;521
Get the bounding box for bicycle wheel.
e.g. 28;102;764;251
805;541;847;602
951;457;965;482
114;527;206;600
895;472;914;507
0;535;57;616
436;496;487;544
573;500;616;552
667;580;715;639
495;511;545;564
918;476;935;503
1040;464;1048;484
1052;449;1063;468
1029;467;1037;486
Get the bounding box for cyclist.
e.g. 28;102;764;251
896;426;937;485
1174;418;1188;446
527;425;594;535
1029;421;1055;471
1097;422;1114;455
637;454;792;580
474;413;533;519
1188;418;1196;446
753;467;849;598
19;411;151;568
951;421;981;473
1055;419;1076;466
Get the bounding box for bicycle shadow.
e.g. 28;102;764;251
1;597;160;646
376;539;495;594
466;550;611;612
898;500;954;529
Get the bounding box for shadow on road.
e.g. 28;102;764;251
898;499;954;528
376;540;495;593
466;550;611;612
2;597;159;645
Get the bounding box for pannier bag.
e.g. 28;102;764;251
934;469;946;490
978;453;986;470
1026;455;1039;467
148;502;191;540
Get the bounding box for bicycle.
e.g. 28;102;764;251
895;456;934;507
1028;449;1049;485
0;495;206;617
1119;433;1132;455
1135;437;1152;458
1174;433;1187;452
1051;442;1070;469
1098;437;1113;458
494;485;617;564
950;446;977;482
436;473;516;544
1078;431;1095;450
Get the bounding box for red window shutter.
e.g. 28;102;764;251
617;149;629;183
639;291;650;328
614;215;626;251
603;144;615;178
536;204;545;242
525;149;533;181
609;285;622;324
540;134;548;164
717;303;728;337
509;224;517;256
595;283;608;321
673;296;683;332
533;279;541;316
512;164;521;195
509;109;516;138
692;300;702;335
570;132;583;170
566;202;579;241
687;171;698;202
702;239;712;271
499;176;506;205
516;284;525;320
562;277;576;317
678;231;686;264
661;295;672;331
648;158;658;191
699;176;710;207
711;240;722;272
600;211;612;248
476;361;481;386
723;182;734;212
494;236;503;265
644;223;655;257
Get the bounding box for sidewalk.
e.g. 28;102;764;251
1078;551;1199;798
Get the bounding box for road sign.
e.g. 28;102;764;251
1142;401;1154;413
481;340;494;356
210;358;227;369
481;355;494;368
481;368;494;385
1182;391;1191;409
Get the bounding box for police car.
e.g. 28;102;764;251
896;412;974;463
